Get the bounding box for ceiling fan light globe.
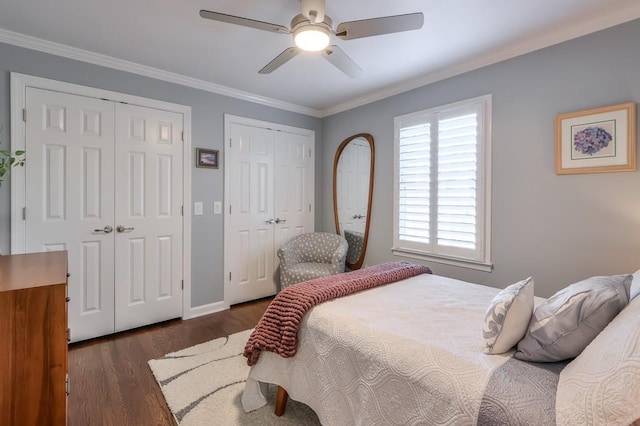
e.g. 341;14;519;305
293;26;330;51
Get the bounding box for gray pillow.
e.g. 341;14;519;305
515;274;632;362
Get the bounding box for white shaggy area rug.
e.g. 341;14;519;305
148;329;320;425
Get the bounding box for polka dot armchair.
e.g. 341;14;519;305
277;232;349;289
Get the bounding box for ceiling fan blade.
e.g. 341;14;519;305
199;10;290;34
322;45;363;78
259;47;302;74
335;12;424;40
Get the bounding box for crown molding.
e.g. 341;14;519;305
0;27;323;118
319;4;640;117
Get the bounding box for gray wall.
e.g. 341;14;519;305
320;19;640;298
2;17;640;305
0;42;322;306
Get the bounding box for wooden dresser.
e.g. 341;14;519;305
0;251;68;426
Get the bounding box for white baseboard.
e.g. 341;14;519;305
185;301;227;320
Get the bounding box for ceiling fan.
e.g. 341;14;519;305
199;0;423;78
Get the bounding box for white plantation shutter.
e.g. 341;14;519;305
437;110;478;252
393;95;492;269
398;122;431;244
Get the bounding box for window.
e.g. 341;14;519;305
393;95;492;271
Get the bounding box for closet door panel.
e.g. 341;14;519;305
273;131;314;255
114;104;184;332
227;123;276;304
24;87;115;342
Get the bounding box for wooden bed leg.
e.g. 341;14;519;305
275;385;289;417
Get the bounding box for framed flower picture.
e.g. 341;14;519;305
555;102;636;174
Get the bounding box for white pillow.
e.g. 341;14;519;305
631;269;640;301
482;277;534;354
516;274;632;362
556;296;640;425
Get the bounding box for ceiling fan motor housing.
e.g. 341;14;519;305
291;14;333;51
291;13;333;32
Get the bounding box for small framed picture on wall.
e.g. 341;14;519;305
196;148;219;169
555;102;636;175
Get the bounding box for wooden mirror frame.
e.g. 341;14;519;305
332;133;375;270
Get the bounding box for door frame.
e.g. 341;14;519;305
223;114;315;308
10;72;194;320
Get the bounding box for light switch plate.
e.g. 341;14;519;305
194;202;203;216
214;201;222;215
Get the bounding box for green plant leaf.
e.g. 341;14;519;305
0;149;26;187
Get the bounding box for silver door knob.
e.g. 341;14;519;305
94;225;113;234
265;219;275;224
275;218;287;224
116;225;135;233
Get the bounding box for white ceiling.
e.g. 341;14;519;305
1;0;639;116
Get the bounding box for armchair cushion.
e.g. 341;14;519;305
277;232;348;289
284;263;336;286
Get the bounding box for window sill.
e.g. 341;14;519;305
391;248;493;272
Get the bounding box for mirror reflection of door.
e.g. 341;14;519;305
337;139;369;234
333;134;374;269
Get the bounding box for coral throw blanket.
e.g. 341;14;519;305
243;261;432;366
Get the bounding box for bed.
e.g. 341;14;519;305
241;262;640;425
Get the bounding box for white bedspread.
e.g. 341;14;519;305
242;273;549;425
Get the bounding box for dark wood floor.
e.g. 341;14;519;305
67;297;272;426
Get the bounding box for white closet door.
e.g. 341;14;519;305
24;87;116;342
113;103;184;332
273;131;314;254
227;123;276;304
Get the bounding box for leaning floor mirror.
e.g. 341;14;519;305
333;133;375;270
